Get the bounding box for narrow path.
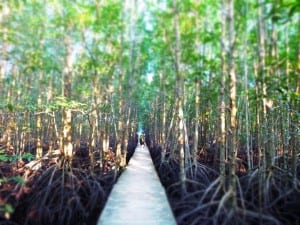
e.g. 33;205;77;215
97;144;177;225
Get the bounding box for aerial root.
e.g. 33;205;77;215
12;165;114;225
150;145;300;225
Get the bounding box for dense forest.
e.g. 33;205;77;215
0;0;299;225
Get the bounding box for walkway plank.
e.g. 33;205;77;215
97;145;177;225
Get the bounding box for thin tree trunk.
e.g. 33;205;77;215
193;78;200;165
257;0;273;175
154;97;158;144
90;76;100;171
226;0;237;207
242;1;252;170
257;0;271;212
61;35;73;166
122;106;131;167
173;0;186;192
282;24;290;171
220;0;227;189
162;108;176;161
292;14;300;185
116;87;123;174
160;71;166;150
119;0;137;167
269;11;278;167
114;0;126;177
0;2;8;98
36;95;43;159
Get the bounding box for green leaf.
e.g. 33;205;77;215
21;152;35;161
9;155;19;163
5;204;14;214
10;176;25;185
7;103;14;112
0;151;8;161
0;178;8;185
288;3;300;17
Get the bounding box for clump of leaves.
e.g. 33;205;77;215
0;176;25;186
0;176;24;221
47;96;88;111
0;203;14;221
0;150;26;222
0;150;34;163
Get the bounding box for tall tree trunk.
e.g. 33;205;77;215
61;35;73;166
220;0;227;189
0;2;8;98
90;76;101;171
36;95;43;159
257;0;272;212
282;23;290;171
193;78;200;165
160;71;166;150
121;106;131;167
226;0;237;207
257;0;273;175
292;14;300;186
116;95;123;172
242;1;252;170
153;97;158;144
173;0;186;192
115;0;126;177
243;46;252;170
122;0;137;165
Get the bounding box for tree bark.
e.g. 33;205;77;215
220;0;227;190
242;1;252;170
226;0;237;207
36;95;43;159
257;0;273;175
0;2;9;98
61;35;73;166
292;14;300;185
193;78;200;165
173;0;186;192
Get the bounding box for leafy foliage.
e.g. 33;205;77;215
0;151;34;163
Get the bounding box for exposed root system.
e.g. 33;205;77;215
150;145;300;225
12;166;114;225
0;138;137;225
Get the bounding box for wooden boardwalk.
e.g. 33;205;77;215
97;144;177;225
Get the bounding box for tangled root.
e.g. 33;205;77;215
12;166;114;225
152;145;300;225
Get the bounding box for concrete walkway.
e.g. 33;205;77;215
97;144;177;225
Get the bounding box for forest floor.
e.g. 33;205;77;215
0;138;137;225
1;136;300;225
149;144;300;225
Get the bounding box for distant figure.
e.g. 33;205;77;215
139;134;145;147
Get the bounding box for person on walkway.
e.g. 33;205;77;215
139;133;145;147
